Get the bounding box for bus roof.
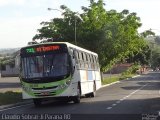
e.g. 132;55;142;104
21;42;98;56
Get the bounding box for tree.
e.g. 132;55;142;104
33;0;149;71
140;30;155;38
151;47;160;69
155;36;160;45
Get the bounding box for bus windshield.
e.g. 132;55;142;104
21;53;69;79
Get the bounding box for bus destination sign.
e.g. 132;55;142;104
26;45;60;53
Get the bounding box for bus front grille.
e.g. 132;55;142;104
34;91;56;97
32;86;58;90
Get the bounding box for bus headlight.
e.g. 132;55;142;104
58;80;71;89
58;84;66;89
22;85;31;92
66;79;71;85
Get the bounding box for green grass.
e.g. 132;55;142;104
119;74;136;80
0;91;22;105
102;76;120;85
102;74;136;85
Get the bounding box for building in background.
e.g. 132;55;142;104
0;51;20;77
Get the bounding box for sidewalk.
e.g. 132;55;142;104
0;76;21;93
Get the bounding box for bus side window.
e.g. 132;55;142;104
78;51;82;69
94;56;97;70
81;52;84;61
82;52;87;69
86;54;88;67
83;52;86;61
96;56;99;69
85;53;88;62
74;50;80;69
79;51;82;60
85;53;89;69
69;48;74;58
89;54;91;69
81;52;85;69
73;50;78;63
92;55;95;70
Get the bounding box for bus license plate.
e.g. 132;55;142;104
42;92;49;95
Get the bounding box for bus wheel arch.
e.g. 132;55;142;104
90;81;96;97
85;81;96;98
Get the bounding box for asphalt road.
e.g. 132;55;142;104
1;71;160;120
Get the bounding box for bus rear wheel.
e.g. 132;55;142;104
90;82;96;97
33;99;42;107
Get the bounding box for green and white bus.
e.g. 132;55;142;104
19;42;101;106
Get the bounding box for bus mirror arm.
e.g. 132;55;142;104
71;66;75;75
70;63;75;76
73;66;75;71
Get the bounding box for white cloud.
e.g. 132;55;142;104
0;16;52;48
0;0;25;6
106;0;160;13
24;0;61;9
105;0;160;33
0;0;66;48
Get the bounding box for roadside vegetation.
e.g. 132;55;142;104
0;91;22;105
102;74;136;85
102;64;140;85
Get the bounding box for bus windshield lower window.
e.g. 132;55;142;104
21;53;69;79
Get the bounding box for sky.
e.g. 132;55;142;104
0;0;160;49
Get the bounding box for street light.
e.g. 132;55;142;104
47;8;63;13
47;8;83;45
74;12;83;45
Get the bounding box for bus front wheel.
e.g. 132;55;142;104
73;84;81;103
33;99;42;107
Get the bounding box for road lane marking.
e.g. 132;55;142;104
116;101;121;104
106;83;148;111
0;103;32;112
112;104;117;106
120;98;124;101
121;84;148;101
106;107;112;110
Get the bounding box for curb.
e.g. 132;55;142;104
101;74;141;88
132;75;140;78
101;81;120;88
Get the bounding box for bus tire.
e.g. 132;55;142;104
73;83;81;103
33;99;41;107
90;82;96;97
85;93;90;98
